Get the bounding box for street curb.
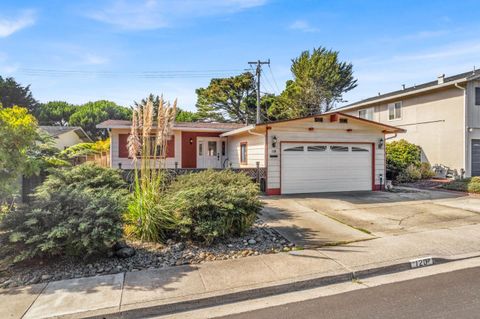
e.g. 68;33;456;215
84;253;480;319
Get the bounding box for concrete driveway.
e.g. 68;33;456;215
261;188;480;247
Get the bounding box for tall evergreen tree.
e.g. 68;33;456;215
0;76;39;114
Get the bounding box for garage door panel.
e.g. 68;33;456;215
281;143;372;194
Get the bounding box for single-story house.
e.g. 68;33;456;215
39;126;92;150
338;68;480;177
97;113;403;195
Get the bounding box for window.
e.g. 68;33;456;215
208;141;217;156
330;145;348;152
221;141;226;156
388;102;402;120
240;142;247;164
284;146;304;152
307;145;327;152
358;108;373;120
476;87;480;105
352;146;369;152
198;143;203;156
314;117;323;122
339;118;348;123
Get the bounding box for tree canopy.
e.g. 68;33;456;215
269;47;357;120
69;100;131;140
133;94;200;122
195;72;257;123
0;76;39;114
0;106;40;202
36;101;76;126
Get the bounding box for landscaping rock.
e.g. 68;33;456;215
115;247;136;258
113;241;130;251
0;219;291;289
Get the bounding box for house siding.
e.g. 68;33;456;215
345;86;465;174
265;117;385;191
466;80;480;176
110;129;182;169
54;130;85;150
227;131;265;168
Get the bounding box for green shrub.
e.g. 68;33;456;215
442;177;480;194
419;162;435;179
386;139;421;180
168;170;262;244
1;164;128;261
396;164;422;183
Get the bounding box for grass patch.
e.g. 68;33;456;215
442;177;480;194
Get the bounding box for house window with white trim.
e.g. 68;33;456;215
475;87;480;105
388;102;402;120
358;108;373;120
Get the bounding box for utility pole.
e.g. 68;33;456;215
248;59;270;124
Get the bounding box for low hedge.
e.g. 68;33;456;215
442;177;480;194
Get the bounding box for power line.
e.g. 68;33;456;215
268;64;281;93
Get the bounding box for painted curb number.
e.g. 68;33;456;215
410;257;434;269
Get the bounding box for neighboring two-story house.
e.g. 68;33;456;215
339;69;480;177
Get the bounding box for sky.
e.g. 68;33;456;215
1;0;480;111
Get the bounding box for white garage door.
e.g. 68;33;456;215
281;143;372;194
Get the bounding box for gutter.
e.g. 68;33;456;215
247;128;263;137
454;83;467;175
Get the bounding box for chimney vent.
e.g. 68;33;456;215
437;74;445;84
402;84;406;90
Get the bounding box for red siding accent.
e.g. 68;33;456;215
166;135;175;158
118;133;175;158
266;188;281;195
119;134;129;158
181;131;221;168
330;114;339;122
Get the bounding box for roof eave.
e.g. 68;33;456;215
339;78;470;111
220;125;256;137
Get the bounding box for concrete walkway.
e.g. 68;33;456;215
2;223;480;319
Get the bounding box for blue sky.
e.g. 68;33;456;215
1;0;479;111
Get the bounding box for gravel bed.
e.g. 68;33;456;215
0;220;293;289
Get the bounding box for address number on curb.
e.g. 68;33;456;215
410;257;434;269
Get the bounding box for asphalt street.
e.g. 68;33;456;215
218;266;480;319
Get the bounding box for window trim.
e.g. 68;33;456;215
475;87;480;106
358;107;373;120
240;142;248;165
388;101;402;121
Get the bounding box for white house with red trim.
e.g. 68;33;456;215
97;112;403;195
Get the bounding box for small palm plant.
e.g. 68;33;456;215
125;96;178;242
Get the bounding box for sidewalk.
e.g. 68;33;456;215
3;223;480;319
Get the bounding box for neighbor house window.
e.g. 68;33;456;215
475;87;480;105
358;108;373;120
240;142;247;164
388;102;402;120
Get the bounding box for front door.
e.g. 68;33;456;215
197;138;222;168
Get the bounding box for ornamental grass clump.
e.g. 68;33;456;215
124;96;178;242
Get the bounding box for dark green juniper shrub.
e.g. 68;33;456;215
168;169;261;244
1;164;129;262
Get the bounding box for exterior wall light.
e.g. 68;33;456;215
378;138;384;149
189;138;193;144
272;135;277;148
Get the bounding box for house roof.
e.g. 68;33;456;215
338;68;480;111
39;126;92;142
96;120;246;132
221;111;405;137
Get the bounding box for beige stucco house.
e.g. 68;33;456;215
339;69;480;178
39;126;92;150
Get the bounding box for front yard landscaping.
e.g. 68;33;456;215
0;98;293;289
442;177;480;194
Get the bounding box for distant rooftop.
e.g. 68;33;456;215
39;126;92;142
339;68;480;110
96;120;246;131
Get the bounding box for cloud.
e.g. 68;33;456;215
86;0;267;30
0;10;35;38
83;53;109;65
288;20;319;33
